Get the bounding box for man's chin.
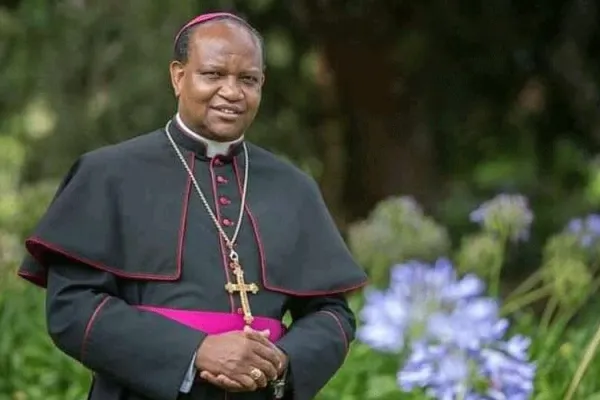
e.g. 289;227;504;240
199;121;244;142
207;129;244;142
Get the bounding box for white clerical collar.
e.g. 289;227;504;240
175;113;244;158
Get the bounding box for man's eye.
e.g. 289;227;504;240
202;72;222;79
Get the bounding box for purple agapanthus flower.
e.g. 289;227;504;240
399;340;535;399
481;339;536;399
426;298;509;351
470;194;533;242
358;259;536;399
566;214;600;247
358;259;485;352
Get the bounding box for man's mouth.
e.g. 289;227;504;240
211;105;244;115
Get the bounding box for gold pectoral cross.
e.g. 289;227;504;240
224;251;259;325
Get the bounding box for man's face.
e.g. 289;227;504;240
170;20;264;142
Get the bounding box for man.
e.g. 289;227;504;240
17;12;367;400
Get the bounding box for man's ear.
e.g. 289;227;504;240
259;72;266;89
169;61;185;97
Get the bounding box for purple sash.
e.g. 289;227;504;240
137;306;286;342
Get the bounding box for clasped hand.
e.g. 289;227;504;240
195;326;287;392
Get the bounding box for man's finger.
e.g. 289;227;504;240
199;371;230;387
248;347;280;379
232;373;259;391
246;354;279;381
245;330;282;367
199;371;245;392
199;371;241;387
274;348;288;373
216;374;246;391
244;326;270;337
245;329;275;348
252;369;269;388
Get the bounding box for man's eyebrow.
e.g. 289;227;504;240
197;62;224;68
197;63;262;73
242;67;262;73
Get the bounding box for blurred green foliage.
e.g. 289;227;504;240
2;0;600;398
2;131;600;400
0;133;89;400
0;286;91;400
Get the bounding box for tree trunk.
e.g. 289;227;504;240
293;2;438;223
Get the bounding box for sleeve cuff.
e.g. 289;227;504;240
179;352;197;393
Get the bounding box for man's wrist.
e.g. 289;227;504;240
194;334;213;372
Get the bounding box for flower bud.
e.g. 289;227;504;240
470;194;533;242
455;233;504;280
348;196;450;285
541;256;592;307
543;233;587;263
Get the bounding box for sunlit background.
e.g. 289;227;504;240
2;1;600;399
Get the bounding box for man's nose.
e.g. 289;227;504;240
218;76;244;101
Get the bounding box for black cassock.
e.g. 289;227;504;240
17;119;368;400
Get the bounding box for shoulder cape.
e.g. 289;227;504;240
18;135;368;296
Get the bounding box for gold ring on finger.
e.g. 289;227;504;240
249;367;263;381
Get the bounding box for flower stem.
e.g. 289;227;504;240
564;320;600;400
490;266;501;299
500;285;553;315
504;269;543;301
489;242;506;298
540;295;558;332
456;386;467;400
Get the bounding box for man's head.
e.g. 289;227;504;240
169;13;265;142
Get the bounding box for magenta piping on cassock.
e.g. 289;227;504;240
137;306;286;342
